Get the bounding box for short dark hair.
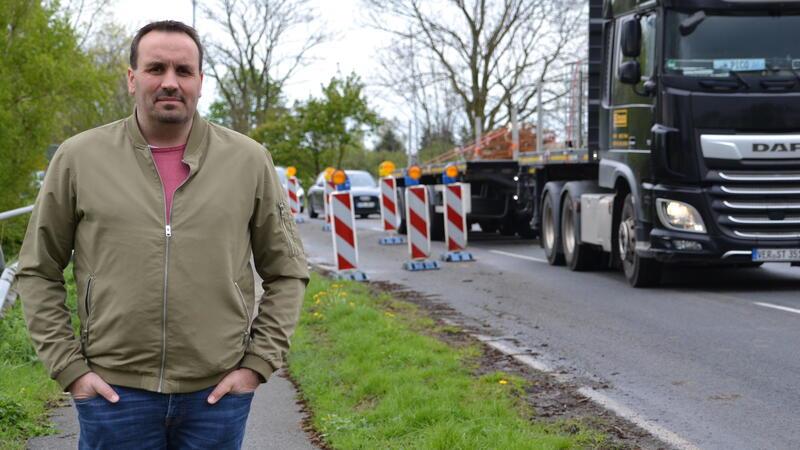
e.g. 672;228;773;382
130;20;203;71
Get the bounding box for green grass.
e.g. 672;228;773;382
288;275;611;449
0;266;78;449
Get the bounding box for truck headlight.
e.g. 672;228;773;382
656;199;706;233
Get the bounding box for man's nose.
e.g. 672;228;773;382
160;68;179;91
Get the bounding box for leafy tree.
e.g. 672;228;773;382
58;21;134;139
342;148;408;179
417;125;457;163
296;73;381;174
250;106;316;188
0;1;106;256
374;127;405;153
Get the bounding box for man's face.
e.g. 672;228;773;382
128;31;203;125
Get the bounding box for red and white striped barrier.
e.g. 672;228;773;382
322;180;335;231
330;191;367;281
379;176;405;245
403;186;440;271
442;183;474;262
287;176;304;223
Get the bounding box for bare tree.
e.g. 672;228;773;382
48;0;115;48
365;0;586;140
202;0;328;133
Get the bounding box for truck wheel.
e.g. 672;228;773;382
541;189;565;266
308;202;318;219
561;195;600;271
618;193;661;287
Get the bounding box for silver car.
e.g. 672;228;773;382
307;170;380;219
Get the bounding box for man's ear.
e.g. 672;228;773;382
127;67;136;95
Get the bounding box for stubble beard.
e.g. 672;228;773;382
151;101;191;124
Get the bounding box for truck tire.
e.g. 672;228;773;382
561;195;601;271
308;202;319;219
618;193;661;287
541;188;565;266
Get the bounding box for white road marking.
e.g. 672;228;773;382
489;249;548;263
474;336;700;450
755;302;800;315
577;387;701;450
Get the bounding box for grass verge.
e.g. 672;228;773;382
0;267;78;449
288;274;612;449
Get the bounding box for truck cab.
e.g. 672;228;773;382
545;0;800;286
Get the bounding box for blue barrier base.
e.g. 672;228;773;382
403;260;441;271
441;251;475;262
379;236;406;245
322;223;331;232
333;270;368;282
294;216;306;224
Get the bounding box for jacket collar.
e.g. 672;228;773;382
125;108;209;173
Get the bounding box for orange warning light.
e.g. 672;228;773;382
332;169;348;186
379;161;396;178
408;165;422;180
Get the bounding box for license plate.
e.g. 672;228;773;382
357;202;375;208
752;248;800;262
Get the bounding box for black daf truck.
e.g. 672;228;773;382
531;0;800;286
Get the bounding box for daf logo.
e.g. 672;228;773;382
753;143;800;152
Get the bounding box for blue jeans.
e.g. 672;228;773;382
74;385;254;450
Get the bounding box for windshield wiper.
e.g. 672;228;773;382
680;11;706;36
698;71;750;91
727;70;751;89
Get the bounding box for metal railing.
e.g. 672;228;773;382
0;204;34;317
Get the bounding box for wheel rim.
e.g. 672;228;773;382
618;208;636;275
562;199;575;257
543;199;555;252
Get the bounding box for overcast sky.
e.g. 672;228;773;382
110;0;396;120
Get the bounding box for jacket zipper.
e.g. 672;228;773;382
80;276;94;355
278;202;299;257
233;282;252;347
152;148;191;393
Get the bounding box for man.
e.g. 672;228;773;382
17;20;308;449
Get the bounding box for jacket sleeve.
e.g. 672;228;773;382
16;146;91;390
240;152;309;382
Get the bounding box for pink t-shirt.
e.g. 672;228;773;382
150;145;190;224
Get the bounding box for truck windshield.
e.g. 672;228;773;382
665;11;800;77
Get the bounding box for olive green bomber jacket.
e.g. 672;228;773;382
16;112;309;393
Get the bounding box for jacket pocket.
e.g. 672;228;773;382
233;281;252;348
278;202;300;257
80;276;95;355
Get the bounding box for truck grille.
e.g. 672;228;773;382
708;170;800;239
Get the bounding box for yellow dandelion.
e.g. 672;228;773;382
498;379;508;385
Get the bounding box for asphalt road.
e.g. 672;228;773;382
297;215;800;450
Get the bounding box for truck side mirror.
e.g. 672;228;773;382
621;19;641;58
618;61;641;85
